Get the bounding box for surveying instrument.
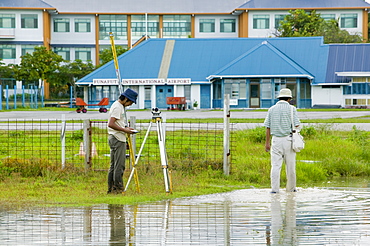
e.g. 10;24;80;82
124;107;172;193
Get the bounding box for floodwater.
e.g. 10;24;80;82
1;180;370;245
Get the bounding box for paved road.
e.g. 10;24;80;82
1;109;370;131
1;109;369;120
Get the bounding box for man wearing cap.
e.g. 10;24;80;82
107;88;138;194
264;88;301;193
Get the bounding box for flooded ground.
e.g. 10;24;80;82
1;181;370;245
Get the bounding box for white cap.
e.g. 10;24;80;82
277;88;292;98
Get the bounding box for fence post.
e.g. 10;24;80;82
14;85;16;109
61;114;66;169
83;119;91;171
0;84;2;110
223;94;231;176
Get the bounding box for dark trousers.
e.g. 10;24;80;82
108;135;126;192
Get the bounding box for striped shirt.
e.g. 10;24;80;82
264;101;300;137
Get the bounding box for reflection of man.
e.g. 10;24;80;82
267;193;297;245
108;204;126;245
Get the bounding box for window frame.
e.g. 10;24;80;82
75;18;91;32
253;14;270;29
340;13;358;28
54;18;70;32
199;19;215;33
21;14;38;29
220;19;236;33
0;14;15;28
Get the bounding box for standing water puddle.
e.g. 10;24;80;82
1;187;370;245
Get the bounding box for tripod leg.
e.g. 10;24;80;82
156;120;171;193
124;121;152;192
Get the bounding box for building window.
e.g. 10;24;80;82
21;14;38;29
0;45;16;59
220;19;236;33
253;15;270;29
131;15;159;39
21;45;36;56
199;19;215;33
53;47;70;61
224;79;246;99
321;14;336;22
261;79;272;99
274;14;286;28
0;14;15;28
54;18;70;32
75;18;91;32
300;78;311;99
163;15;191;38
75;48;91;61
340;14;357;28
99;15;127;40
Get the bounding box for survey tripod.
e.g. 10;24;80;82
124;108;173;194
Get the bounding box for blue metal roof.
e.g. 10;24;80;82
209;41;314;79
79;37;360;86
326;44;370;83
0;0;54;8
237;0;370;9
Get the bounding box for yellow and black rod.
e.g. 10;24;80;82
109;32;123;95
110;32;140;193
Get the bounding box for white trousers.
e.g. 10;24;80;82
270;135;296;192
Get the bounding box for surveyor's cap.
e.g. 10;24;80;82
122;88;138;103
277;88;292;99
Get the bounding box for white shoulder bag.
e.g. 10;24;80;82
291;106;304;152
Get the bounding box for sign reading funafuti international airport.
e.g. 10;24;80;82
93;78;191;85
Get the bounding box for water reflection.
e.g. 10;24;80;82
1;188;370;245
267;193;297;245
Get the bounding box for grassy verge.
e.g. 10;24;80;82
1;125;370;209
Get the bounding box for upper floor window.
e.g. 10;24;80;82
199;19;215;33
253;15;270;29
21;14;38;29
75;48;91;61
0;45;16;59
53;47;70;61
0;14;15;28
321;14;336;22
340;14;358;28
131;15;159;38
99;15;127;40
163;15;191;38
54;18;70;32
274;14;286;28
220;19;236;33
75;18;91;32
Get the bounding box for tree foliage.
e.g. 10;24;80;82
98;46;127;67
276;9;363;43
13;46;64;84
0;59;14;79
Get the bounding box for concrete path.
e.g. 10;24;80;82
1;109;369;120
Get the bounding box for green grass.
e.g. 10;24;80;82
1;125;370;209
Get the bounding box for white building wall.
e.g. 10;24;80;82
0;9;44;65
50;14;96;45
248;9;364;38
194;15;239;38
311;86;344;107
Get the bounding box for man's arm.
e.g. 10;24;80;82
265;127;271;152
108;117;134;134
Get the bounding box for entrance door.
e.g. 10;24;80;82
156;85;173;109
250;84;260;108
200;85;211;108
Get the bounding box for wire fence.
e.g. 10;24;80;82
0;119;236;174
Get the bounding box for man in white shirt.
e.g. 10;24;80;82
264;88;300;193
107;88;138;194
